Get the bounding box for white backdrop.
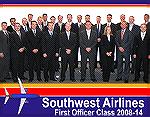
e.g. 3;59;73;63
0;6;150;61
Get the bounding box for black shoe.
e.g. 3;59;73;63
59;78;65;83
50;78;57;81
144;79;148;83
45;80;48;83
124;79;128;83
71;79;76;82
80;79;85;82
116;78;122;81
21;76;28;80
28;79;33;83
91;79;97;82
0;79;6;83
133;79;139;82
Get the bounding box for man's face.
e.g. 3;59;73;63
77;15;82;22
121;22;127;29
58;15;63;22
22;18;28;25
28;15;33;21
47;23;54;31
31;22;37;30
50;17;56;24
10;19;16;26
65;23;71;32
140;24;147;32
129;16;134;24
1;23;7;30
43;15;47;21
107;15;112;22
14;24;21;32
67;15;72;22
85;16;90;22
120;14;125;22
96;17;101;23
85;22;92;30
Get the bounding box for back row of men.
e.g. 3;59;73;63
0;14;150;83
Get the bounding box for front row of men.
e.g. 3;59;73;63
0;21;149;83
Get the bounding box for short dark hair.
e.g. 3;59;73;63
10;18;16;22
31;21;37;25
144;14;149;17
50;16;56;19
85;14;90;17
97;16;101;18
107;14;112;17
1;22;7;25
67;14;72;17
47;22;54;25
43;14;47;16
28;14;33;17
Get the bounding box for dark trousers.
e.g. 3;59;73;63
135;55;149;82
102;55;114;82
55;56;60;71
43;56;56;81
61;55;75;80
81;53;96;80
11;54;24;81
131;54;136;73
28;54;41;80
117;52;130;80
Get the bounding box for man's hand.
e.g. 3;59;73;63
148;55;150;59
66;49;71;54
133;54;136;59
0;53;4;58
86;48;91;52
106;52;112;56
97;38;101;42
55;53;59;57
43;53;47;58
18;48;25;53
118;47;124;53
32;49;38;54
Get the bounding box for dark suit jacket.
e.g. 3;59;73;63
146;22;150;33
25;29;42;55
59;31;77;57
10;31;26;58
127;24;140;37
54;23;65;34
133;32;150;58
115;29;134;55
116;22;129;31
92;24;103;38
100;35;115;56
20;25;30;33
7;25;15;32
42;30;59;56
65;22;76;33
36;24;45;31
103;23;117;36
80;29;97;55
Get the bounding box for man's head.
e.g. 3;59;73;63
65;23;71;32
14;23;21;32
1;22;7;30
67;14;73;23
85;15;90;22
28;14;33;22
42;14;48;21
107;14;112;23
47;22;54;31
140;23;147;32
120;14;126;22
58;15;63;23
96;16;101;24
85;21;92;30
37;16;43;25
10;18;16;26
22;18;28;26
31;21;37;30
129;16;135;24
120;21;127;30
50;16;56;24
77;15;82;23
144;14;149;23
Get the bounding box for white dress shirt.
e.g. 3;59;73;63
86;29;91;40
107;34;111;42
107;22;111;26
129;23;134;31
141;31;146;41
66;31;70;40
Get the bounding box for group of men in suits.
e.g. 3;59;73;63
0;13;149;83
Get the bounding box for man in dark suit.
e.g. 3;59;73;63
93;16;103;68
7;18;16;32
59;23;77;82
80;21;97;82
25;21;42;82
66;14;76;33
10;23;27;82
144;14;150;33
115;21;134;83
74;15;84;68
103;14;117;36
128;16;140;74
0;22;10;82
42;22;59;82
36;16;44;31
116;14;127;31
27;14;33;28
133;23;150;83
42;14;48;27
21;18;30;32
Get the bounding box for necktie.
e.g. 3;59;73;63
141;33;145;41
97;24;99;33
33;30;36;36
4;31;9;38
18;32;22;41
121;30;124;40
